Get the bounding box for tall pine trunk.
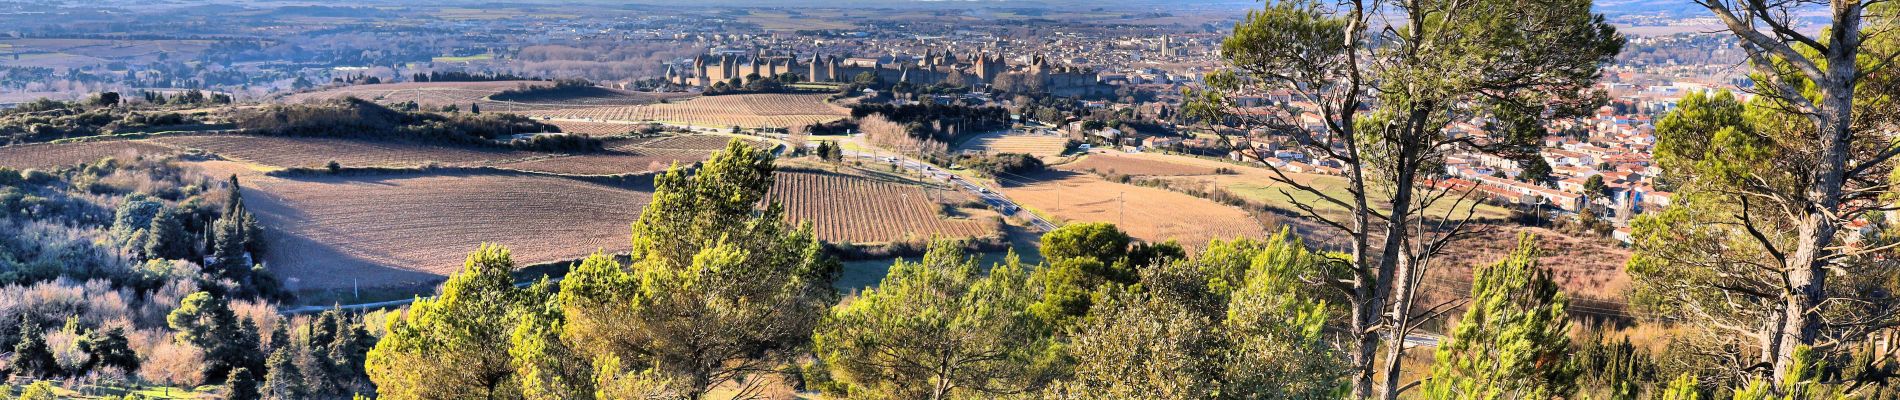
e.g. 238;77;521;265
1776;65;1855;381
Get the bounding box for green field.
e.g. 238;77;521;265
431;53;494;62
1220;174;1514;222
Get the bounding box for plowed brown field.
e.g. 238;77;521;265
195;160;653;290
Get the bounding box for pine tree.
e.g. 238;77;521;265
1421;234;1577;399
167;292;262;383
556;139;840;399
227;367;260;400
143;208;190;260
261;348;305;400
366;244;530;400
14;381;55;400
1661;374;1701;400
813;242;1054;399
9;318;59;379
78;327;139;374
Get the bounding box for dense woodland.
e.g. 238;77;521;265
0;155;376;398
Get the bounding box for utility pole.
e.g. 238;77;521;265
1118;191;1125;226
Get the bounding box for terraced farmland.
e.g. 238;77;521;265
194;161;653;290
957;133;1070;158
0;140;180;169
769;171;999;244
523;94;849;129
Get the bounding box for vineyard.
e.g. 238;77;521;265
999;171;1267;248
0;140;179;169
151;135;537;168
522;94;850;129
283;81;683;111
957;133;1070;158
545;120;642;135
145;134;750;175
768;171;1000;244
194;160;654;290
494;147;712;175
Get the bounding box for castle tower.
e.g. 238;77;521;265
827;56;840;82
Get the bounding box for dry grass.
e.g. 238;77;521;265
1420;225;1634;314
769;170;999;244
0;140;180;169
1000;170;1268;248
195;160;652;291
522;94;849;129
957;133;1069;158
1060;152;1224;176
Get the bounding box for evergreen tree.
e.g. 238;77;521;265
1200;0;1623;394
228;367;260;400
167;291;261;383
1052;230;1345;399
78;327;139;374
1421;234;1577;399
9;318;59;379
143;207;190;260
556;139;840;399
14;382;54;400
813;242;1056;399
262;348;305;400
1661;374;1701;400
366;244;530;400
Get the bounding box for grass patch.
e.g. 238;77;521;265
432;53;494;62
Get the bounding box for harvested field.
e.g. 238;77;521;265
0;140;180;169
150;135;536;169
1066;151;1515;221
769;171;999;244
999;170;1268;247
195;161;653;290
283;81;686;111
1059;152;1223;176
522;94;849;129
957;133;1070;158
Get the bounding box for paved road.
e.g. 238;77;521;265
836;139;1057;232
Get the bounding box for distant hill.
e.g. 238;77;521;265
1594;0;1710;16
